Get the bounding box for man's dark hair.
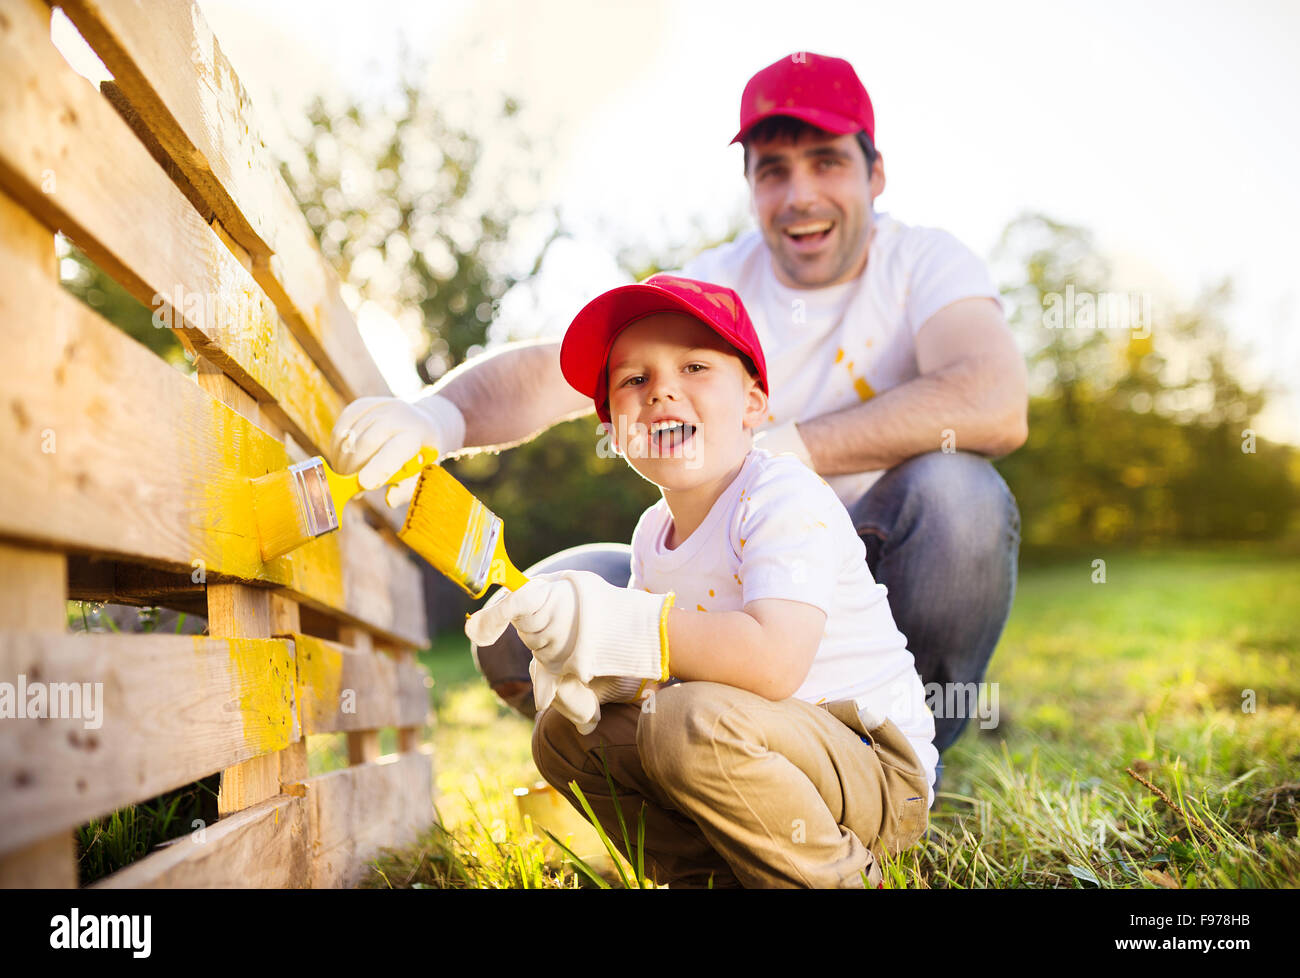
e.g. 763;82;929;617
742;115;878;177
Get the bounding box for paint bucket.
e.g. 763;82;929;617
513;780;614;876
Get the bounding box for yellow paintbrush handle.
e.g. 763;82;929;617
488;536;529;592
326;448;439;512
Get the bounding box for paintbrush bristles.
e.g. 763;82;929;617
250;468;314;562
400;465;500;596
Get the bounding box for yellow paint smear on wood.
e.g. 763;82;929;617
293;633;343;733
210;637;297;756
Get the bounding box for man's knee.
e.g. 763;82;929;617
860;451;1018;551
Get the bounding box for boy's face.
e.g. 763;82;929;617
606;313;767;492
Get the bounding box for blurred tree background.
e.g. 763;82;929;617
63;68;1298;631
270;79;1299;630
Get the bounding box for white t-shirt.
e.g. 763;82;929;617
678;212;1002;507
628;447;939;803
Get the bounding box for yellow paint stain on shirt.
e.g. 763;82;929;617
739;537;746;548
834;347;844;364
708;589;715;597
767;414;775;423
696;604;707;612
853;377;875;401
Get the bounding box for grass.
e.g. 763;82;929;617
364;546;1300;889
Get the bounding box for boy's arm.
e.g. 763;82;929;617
665;599;826;701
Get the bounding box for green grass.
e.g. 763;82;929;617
362;547;1300;888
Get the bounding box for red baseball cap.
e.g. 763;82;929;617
732;52;874;146
560;274;769;426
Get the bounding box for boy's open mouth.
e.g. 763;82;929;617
783;219;835;251
649;419;697;455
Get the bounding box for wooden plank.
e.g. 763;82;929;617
295;634;427;734
0;175;79;887
305;752;432;888
0;832;78;888
0;633;297;856
57;0;391;403
0;0;346;458
92;794;309;888
0;268;427;646
197;357;307;817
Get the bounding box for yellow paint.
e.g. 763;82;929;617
853;377;875;401
847;360;854;370
215;637;296;755
834;348;844;364
293;633;343;735
696;604;707;612
708;589;715;597
739;537;746;548
400;466;526;597
198;231;344;456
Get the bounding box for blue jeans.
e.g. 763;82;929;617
848;451;1020;755
473;451;1019;762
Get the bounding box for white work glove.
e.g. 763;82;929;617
464;570;671;684
527;660;648;735
330;393;467;507
754;419;813;468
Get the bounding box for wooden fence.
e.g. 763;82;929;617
0;0;434;887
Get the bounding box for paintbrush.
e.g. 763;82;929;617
251;449;437;561
398;463;529;598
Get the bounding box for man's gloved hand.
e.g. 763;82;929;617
464;570;671;684
330;394;467;507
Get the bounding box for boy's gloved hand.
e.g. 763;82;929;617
330;394;467;507
529;660;650;735
464;570;671;684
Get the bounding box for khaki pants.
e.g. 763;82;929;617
532;680;931;888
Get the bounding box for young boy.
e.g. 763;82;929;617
465;274;936;888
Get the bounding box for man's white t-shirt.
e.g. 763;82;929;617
678;211;1002;508
628;447;939;804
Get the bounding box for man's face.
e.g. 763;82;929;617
746;127;885;289
606;313;766;492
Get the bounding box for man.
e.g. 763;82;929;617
331;52;1027;785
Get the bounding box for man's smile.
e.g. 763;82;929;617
782;218;836;253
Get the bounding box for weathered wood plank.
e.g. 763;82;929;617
92;794;309;888
0;178;80;887
0;268;426;646
295;634;429;735
57;0;391;404
305;752;432;888
0;0;345;457
0;633;297;856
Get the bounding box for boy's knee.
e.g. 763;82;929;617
637;681;756;782
531;706;582;786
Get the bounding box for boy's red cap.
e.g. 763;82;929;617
731;52;874;146
560;274;769;426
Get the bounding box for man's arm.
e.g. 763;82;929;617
430;340;594;454
795;297;1029;476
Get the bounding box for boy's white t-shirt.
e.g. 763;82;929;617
678;212;1002;508
628;447;939;804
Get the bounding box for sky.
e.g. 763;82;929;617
54;0;1300;443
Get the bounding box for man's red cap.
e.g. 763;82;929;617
731;52;874;146
560;274;769;426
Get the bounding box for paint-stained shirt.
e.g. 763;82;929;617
678;212;1001;508
628;447;938;804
